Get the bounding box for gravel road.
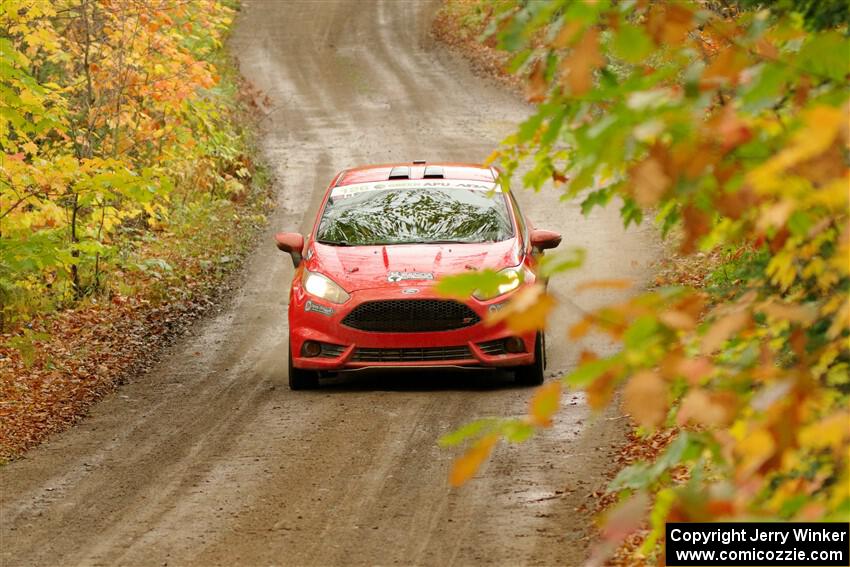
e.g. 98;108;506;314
0;1;661;565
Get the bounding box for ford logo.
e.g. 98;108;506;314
401;288;420;295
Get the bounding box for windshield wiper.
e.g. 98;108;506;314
316;239;354;246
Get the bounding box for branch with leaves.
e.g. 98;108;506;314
438;0;849;562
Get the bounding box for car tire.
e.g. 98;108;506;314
289;348;319;390
514;332;545;387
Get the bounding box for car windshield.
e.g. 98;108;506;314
315;185;513;246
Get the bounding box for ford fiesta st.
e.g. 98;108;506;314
275;161;561;390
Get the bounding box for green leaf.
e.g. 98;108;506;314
608;433;703;491
517;113;545;144
436;269;509;299
541;107;566;146
620;198;643;228
501;419;535;443
438;418;499;447
564;354;621;388
610;24;653;63
539;247;586;277
624;316;659;350
740;63;790;112
787;210;812;238
580;188;612;216
798;32;850;82
608;462;654;492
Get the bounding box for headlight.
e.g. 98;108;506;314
473;266;524;300
302;270;350;304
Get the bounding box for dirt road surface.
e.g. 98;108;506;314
1;1;660;565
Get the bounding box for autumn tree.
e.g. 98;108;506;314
1;0;247;328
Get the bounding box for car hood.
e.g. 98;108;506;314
306;238;522;292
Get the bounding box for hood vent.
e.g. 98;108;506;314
388;166;410;180
423;166;444;179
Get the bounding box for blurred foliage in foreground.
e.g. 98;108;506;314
1;0;264;332
439;0;849;562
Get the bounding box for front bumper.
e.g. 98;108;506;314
289;286;536;370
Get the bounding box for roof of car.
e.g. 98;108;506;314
334;162;497;186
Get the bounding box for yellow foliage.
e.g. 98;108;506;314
799;413;850;450
735;427;776;479
749;105;847;194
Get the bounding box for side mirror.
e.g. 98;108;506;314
530;229;561;251
275;232;305;267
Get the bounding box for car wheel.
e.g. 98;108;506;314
514;332;545;387
288;348;319;390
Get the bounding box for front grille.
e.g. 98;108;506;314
318;343;345;358
342;299;480;332
351;345;472;363
478;339;508;356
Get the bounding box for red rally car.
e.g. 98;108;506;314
275;161;561;390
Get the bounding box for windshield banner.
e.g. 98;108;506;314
330;179;499;200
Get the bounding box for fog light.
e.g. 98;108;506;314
504;337;525;353
301;340;322;357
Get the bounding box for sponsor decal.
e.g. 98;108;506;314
304;299;334;316
387;271;434;283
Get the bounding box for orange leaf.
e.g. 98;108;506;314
672;141;719;180
794;75;811;107
758;300;817;324
630;158;670;207
602;490;650;541
586;372;615;411
579;349;598;365
449;434;498;487
526;60;547;103
710;106;752;152
701;309;750;354
574;279;633;293
559;28;603;96
487;285;555;333
756;37;779;59
552;20;583;48
646;4;693;45
658;309;696;331
680;203;711;254
660;349;685;379
529;381;562;427
568;316;593;340
713;185;758;220
677;356;715;384
622;371;668;428
677;389;736;427
702;48;749;86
